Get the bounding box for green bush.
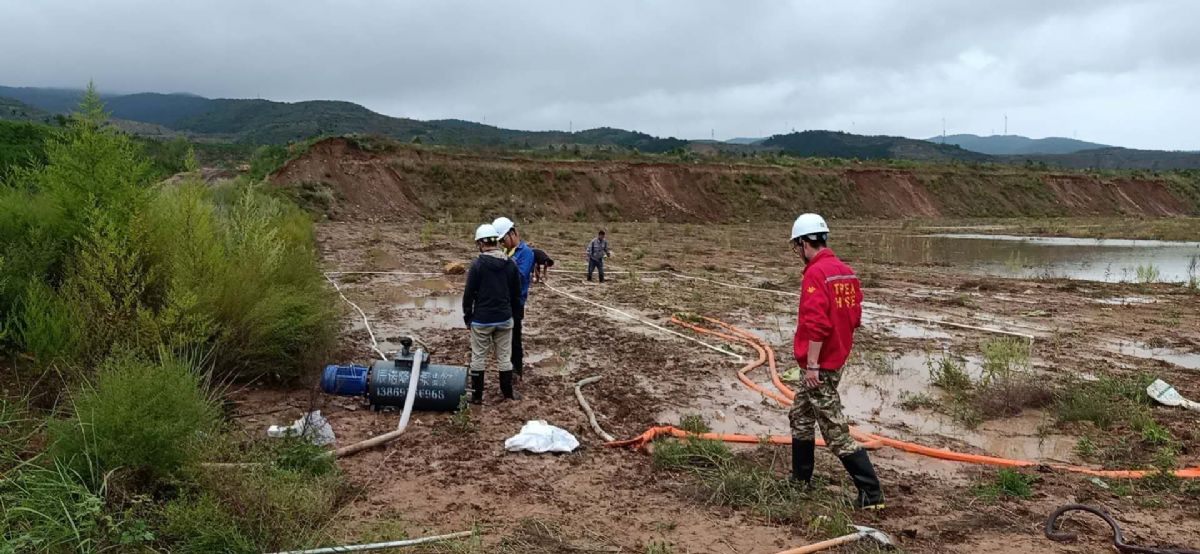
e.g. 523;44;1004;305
48;354;219;485
7;280;79;363
146;183;337;380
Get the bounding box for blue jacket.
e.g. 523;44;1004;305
508;241;534;305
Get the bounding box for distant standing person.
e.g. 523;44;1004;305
462;224;522;404
532;247;554;283
586;229;611;283
786;213;883;509
492;217;534;379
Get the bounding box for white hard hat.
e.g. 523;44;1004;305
474;223;500;242
492;216;515;238
790;213;830;241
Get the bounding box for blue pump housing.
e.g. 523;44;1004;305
321;364;370;396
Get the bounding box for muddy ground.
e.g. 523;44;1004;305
234;221;1200;553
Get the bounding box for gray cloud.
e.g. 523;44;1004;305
2;0;1197;149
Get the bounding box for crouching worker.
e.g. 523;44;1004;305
532;247;554;283
463;223;522;404
787;213;884;509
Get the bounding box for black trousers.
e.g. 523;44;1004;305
511;303;524;375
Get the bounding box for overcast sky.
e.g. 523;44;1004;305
3;0;1198;149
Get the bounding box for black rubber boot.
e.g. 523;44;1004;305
791;438;815;486
499;371;521;400
839;449;885;509
469;371;484;405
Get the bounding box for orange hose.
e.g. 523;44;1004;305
610;315;1200;479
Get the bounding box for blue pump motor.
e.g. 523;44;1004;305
321;364;370;396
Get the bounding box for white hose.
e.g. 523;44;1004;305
574;376;615;442
395;348;423;433
264;530;474;554
543;283;743;362
548;268;1036;343
323;273;388;361
332;349;423;458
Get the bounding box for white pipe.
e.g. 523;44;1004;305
395;348;423;433
574;376;615;442
324;273;388;361
543;283;743;362
264;530;474;554
332;348;423;458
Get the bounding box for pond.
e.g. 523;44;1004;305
858;233;1200;283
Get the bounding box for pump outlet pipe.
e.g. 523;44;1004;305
332;348;424;458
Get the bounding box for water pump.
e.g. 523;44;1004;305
321;337;468;411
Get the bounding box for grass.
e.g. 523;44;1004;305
650;436;856;534
1135;263;1161;284
449;395;475;434
897;392;938;411
979;338;1030;384
972;469;1036;501
1054;374;1151;429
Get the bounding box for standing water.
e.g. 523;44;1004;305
862;233;1200;283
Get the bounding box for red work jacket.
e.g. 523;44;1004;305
793;249;863;370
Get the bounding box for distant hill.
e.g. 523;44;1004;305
931;133;1109;155
0;85;687;151
1012;147;1200;171
0;86;95;114
4;85;1198;168
0;97;51;122
763;131;990;162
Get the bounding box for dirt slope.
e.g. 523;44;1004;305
269;138;1199;222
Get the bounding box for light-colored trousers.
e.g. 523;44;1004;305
469;319;514;373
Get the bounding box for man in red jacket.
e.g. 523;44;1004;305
788;213;884;509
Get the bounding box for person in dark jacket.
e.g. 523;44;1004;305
462;224;522;403
532;247;554;283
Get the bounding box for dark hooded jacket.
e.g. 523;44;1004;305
463;249;521;326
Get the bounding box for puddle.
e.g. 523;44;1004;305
409;278;457;292
860;233;1200;283
875;319;953;340
840;351;1078;464
658;349;1078;470
1102;340;1200;370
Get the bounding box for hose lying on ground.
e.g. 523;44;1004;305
574;376;615;442
265;530;475;554
1045;504;1200;554
609;315;1200;479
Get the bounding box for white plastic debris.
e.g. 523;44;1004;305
267;410;336;446
504;420;579;453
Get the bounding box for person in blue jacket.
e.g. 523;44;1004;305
492;216;534;379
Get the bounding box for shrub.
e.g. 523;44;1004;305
7;280;79;363
927;353;971;392
48;353;219;485
146;183;337;380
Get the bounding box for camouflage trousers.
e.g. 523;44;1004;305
788;370;860;458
